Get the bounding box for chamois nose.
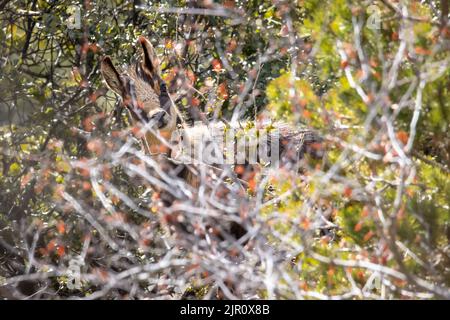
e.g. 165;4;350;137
149;110;169;129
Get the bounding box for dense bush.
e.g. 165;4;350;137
0;0;449;299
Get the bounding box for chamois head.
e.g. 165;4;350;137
101;36;177;152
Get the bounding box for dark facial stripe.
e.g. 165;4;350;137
159;81;171;114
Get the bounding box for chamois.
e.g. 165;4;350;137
100;36;324;235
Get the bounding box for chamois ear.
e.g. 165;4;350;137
137;36;161;78
100;56;124;95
